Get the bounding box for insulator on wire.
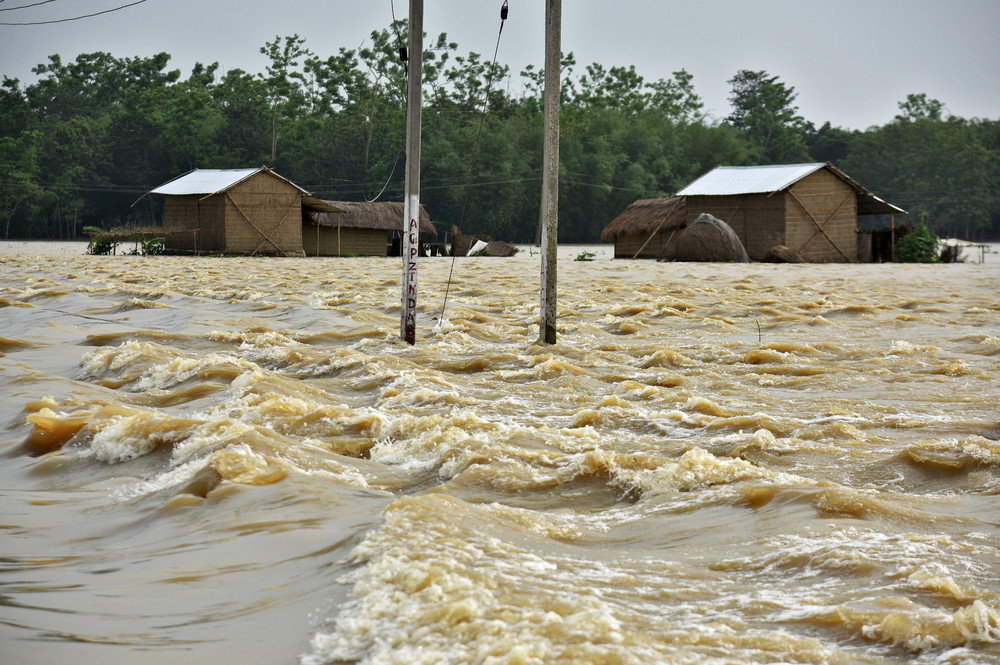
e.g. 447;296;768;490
500;1;508;20
398;47;408;62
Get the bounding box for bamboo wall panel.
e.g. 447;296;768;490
685;194;782;261
303;225;388;256
199;197;226;250
743;196;784;260
225;174;303;255
614;230;676;259
786;170;857;262
163;195;225;252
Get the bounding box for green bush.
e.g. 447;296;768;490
84;226;114;255
893;218;940;263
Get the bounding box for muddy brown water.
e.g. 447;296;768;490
2;244;999;664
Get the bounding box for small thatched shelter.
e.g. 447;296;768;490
149;167;341;256
600;197;687;259
305;201;436;257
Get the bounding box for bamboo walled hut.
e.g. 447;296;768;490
676;163;906;262
149;167;342;256
603;163;906;262
305;201;436;257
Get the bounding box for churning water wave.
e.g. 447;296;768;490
2;244;999;664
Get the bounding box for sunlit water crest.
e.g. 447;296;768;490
2;244;999;664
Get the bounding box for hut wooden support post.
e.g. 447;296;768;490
891;215;896;261
787;190;851;261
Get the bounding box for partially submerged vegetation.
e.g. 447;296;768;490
892;218;940;263
84;226;164;256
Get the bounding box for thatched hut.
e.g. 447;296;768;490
305;201;436;257
676;163;906;263
149;167;341;256
600;197;687;259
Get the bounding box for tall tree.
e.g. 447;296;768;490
212;69;270;167
260;35;312;163
647;69;704;124
842;95;993;238
804;121;857;164
726;69;808;164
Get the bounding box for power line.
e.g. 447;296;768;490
0;0;148;25
0;0;61;12
439;0;509;325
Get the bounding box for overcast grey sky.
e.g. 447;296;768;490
2;0;998;130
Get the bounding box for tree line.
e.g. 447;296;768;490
2;24;998;243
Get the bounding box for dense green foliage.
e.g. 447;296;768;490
892;217;941;263
2;25;998;243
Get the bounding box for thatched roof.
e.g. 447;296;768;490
600;197;686;241
310;201;436;236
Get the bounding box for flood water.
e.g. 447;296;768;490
2;243;999;664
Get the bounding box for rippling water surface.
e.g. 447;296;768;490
2;244;999;664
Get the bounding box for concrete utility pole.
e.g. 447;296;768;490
401;0;423;345
539;0;561;345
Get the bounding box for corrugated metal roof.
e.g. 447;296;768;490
676;162;906;215
676;163;826;196
140;167;345;212
150;168;265;196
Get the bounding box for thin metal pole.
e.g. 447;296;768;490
890;214;895;262
539;0;560;345
401;0;423;345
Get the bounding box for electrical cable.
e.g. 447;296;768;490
438;0;508;329
365;145;406;203
0;0;61;12
364;0;408;203
0;0;148;25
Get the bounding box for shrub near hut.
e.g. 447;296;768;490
893;218;939;263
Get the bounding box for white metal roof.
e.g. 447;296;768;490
149;167;317;197
140;167;345;212
676;163;827;196
676;162;906;215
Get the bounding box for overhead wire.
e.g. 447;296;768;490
0;0;148;25
363;0;407;202
0;0;61;12
438;0;509;328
